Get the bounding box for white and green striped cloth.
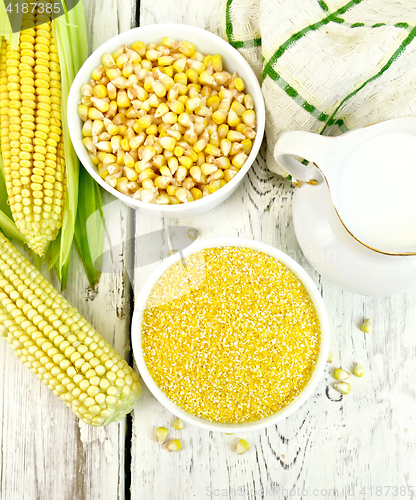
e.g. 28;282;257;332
208;0;416;177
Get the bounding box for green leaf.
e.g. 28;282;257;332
0;156;12;220
74;166;103;287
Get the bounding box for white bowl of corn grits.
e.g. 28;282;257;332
132;238;330;432
67;24;265;218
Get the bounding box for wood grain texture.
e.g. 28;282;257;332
0;1;134;499
130;2;416;500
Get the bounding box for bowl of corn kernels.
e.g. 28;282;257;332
67;24;265;218
131;238;330;432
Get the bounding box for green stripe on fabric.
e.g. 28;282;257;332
264;66;329;121
225;0;261;49
262;0;363;81
321;26;416;134
317;0;329;12
225;0;234;44
232;38;262;49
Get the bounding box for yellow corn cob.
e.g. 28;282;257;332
0;231;141;426
0;19;65;257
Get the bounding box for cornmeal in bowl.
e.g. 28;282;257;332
142;247;320;424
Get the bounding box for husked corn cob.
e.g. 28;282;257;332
79;37;257;205
0;17;65;256
0;231;141;426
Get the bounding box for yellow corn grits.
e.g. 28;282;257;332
142;247;321;424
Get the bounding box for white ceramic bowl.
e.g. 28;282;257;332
131;238;330;432
67;24;265;218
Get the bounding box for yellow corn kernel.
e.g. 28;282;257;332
212;109;227;125
102;53;116;68
235;439;250;455
124;167;138;181
185;149;198;163
205;144;221;157
244;94;254;109
91;65;104;80
106;67;121;80
179;41;195;57
208;180;221;193
193;139;207;153
199;71;216;86
185;68;198;84
230;142;243;155
178;156;193;169
231;101;246;117
242;109;256;128
174;146;185;157
227;109;240;128
156;427;169;444
177;85;188;97
215;156;231;169
241;139;252;155
190;187;203;200
213;71;231;86
184;97;200;112
159;73;175;90
168;100;185;115
189;166;202;182
203;55;212;67
232;152;248;169
166;185;178;196
234;78;245;92
132;41;146;56
224;168;238;182
201;163;217;176
211;55;223;73
217;124;229;140
173;418;184;430
159;136;176;152
175;187;193;203
162;112;177;125
174;71;188;85
78;104;89;121
207;95;220;112
155;102;169;118
158;56;175;66
82;120;93;137
123;152;134;169
227;130;246;142
145;124;158;136
168;156;179;174
138;115;153;129
176;166;187;182
138;168;156;181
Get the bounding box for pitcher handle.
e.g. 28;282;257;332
274;131;333;182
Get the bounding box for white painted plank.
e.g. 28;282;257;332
0;1;134;499
131;2;416;499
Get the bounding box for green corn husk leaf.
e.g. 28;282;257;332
74;166;103;288
0;2;104;288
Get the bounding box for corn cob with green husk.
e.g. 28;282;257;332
0;17;65;257
0;1;103;289
0;231;141;426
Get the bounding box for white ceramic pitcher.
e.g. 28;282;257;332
274;118;416;256
274;118;416;295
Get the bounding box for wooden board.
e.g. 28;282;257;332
1;1;416;499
